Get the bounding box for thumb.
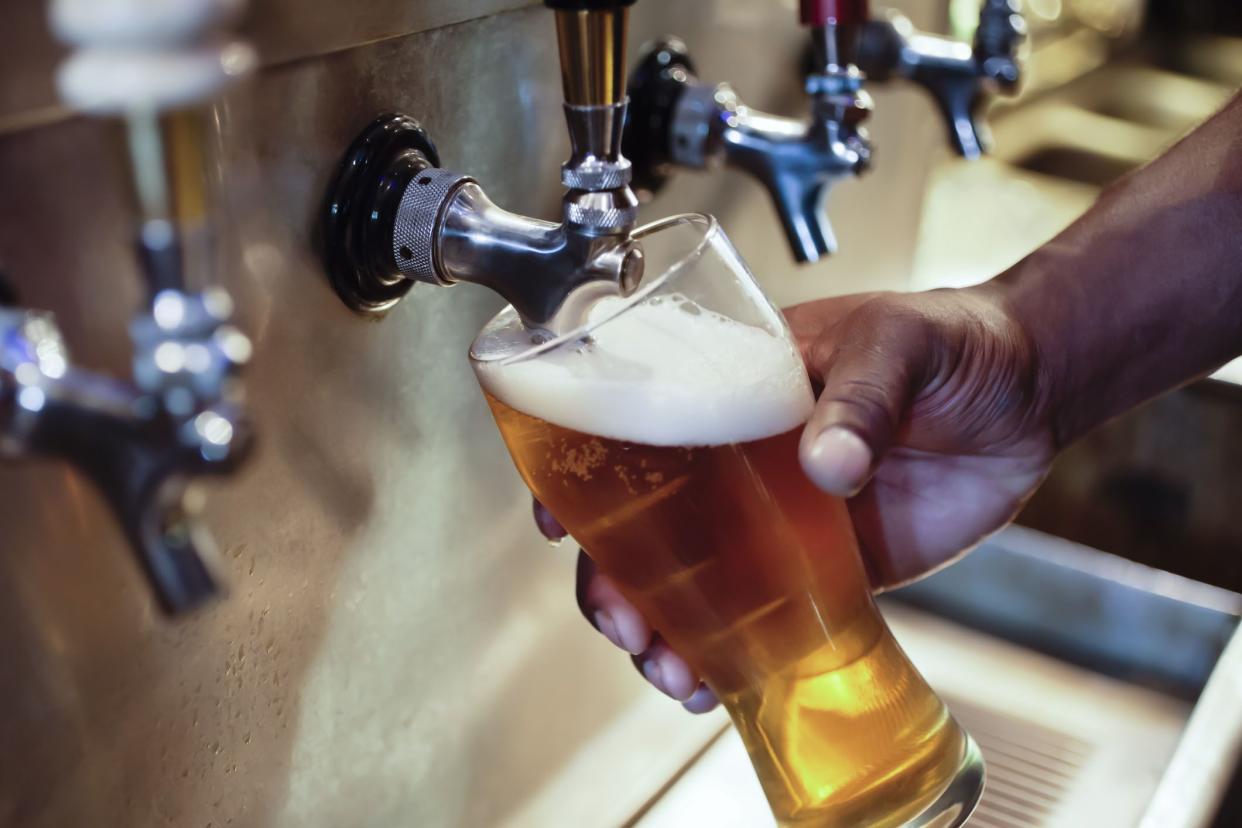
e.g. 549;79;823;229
798;321;923;497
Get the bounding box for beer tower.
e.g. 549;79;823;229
0;0;255;614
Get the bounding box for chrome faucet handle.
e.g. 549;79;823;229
857;1;1026;159
322;1;647;333
624;37;871;263
321;115;645;330
0;303;251;613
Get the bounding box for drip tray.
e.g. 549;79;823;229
628;606;1194;828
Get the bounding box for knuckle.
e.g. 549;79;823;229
819;378;902;435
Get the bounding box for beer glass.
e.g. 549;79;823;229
471;214;983;828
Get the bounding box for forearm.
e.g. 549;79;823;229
984;92;1242;446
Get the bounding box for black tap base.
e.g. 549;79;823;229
321;114;441;315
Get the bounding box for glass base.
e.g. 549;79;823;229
901;732;986;828
770;731;985;828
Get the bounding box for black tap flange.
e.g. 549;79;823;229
321;114;441;315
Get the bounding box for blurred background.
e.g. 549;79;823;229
0;1;1240;827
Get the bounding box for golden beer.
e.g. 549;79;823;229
474;290;975;828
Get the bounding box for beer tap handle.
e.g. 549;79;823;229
544;0;641;245
802;0;870;67
800;0;870;28
544;0;636;106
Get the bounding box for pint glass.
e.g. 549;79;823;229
471;214;983;827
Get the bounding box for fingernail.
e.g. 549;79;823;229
594;611;622;649
803;427;872;496
682;684;720;714
612;609;650;655
534;503;567;541
642;658;667;695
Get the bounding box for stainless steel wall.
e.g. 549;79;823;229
0;1;947;826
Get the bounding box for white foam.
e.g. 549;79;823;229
474;295;814;446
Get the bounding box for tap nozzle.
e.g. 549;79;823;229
625;33;871;264
856;1;1026;159
322;1;647;333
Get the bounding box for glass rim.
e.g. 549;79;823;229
469;212;720;365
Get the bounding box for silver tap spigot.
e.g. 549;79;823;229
625;30;871;264
856;0;1026;159
0;0;259;614
322;0;644;334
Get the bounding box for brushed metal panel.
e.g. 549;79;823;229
0;2;945;826
246;0;540;65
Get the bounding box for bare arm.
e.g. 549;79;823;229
991;92;1242;446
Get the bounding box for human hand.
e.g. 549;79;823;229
539;287;1057;711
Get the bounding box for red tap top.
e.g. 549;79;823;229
800;0;869;27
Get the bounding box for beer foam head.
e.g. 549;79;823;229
474;295;814;446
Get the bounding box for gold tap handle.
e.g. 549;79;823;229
548;0;636;106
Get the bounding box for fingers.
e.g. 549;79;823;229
798;303;929;497
575;552;651;655
681;683;720;714
575;552;720;713
631;636;700;703
533;499;566;542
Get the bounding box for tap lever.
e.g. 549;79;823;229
801;0;870;27
547;0;641;239
547;0;636;108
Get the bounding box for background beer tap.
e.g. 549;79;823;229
623;1;874;264
0;0;256;614
855;0;1027;158
323;0;645;333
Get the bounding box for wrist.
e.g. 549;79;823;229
969;260;1074;449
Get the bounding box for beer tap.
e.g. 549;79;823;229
623;0;873;263
855;0;1026;159
323;0;645;333
0;0;256;614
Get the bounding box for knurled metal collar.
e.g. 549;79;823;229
561;158;633;190
393;167;474;283
564;201;639;232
